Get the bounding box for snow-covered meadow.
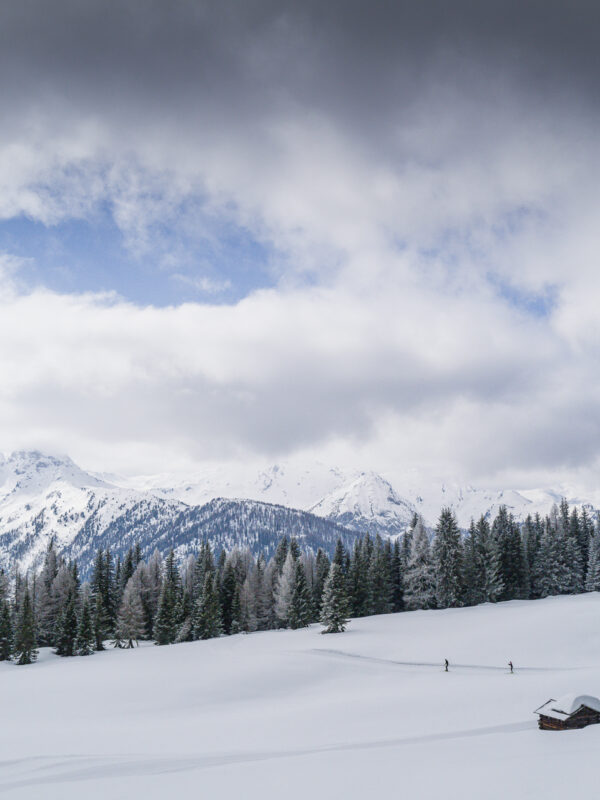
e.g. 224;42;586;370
2;593;600;799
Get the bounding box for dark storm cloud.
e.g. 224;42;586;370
1;0;599;126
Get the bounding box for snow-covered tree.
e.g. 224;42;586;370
116;577;146;648
403;518;436;610
585;526;600;592
193;574;222;640
433;508;464;608
274;550;295;626
320;562;349;634
75;599;95;656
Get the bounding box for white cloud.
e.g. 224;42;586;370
1;2;600;487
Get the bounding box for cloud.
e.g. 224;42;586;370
0;1;599;486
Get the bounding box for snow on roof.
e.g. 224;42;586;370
535;694;600;720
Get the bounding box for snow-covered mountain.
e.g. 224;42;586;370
309;472;417;535
0;451;358;574
0;450;597;574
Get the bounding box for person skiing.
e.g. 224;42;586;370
508;660;514;674
444;658;449;672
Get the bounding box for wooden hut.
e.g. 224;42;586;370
535;694;600;731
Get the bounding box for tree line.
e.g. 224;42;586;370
1;498;599;666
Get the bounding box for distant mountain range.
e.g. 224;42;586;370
0;450;596;575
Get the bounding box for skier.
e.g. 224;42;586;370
444;658;449;672
508;660;514;674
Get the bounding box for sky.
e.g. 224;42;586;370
1;0;600;490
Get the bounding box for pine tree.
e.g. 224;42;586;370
477;516;503;602
313;549;330;617
493;506;525;600
332;538;346;570
273;536;289;574
193;574;222;639
230;584;243;634
219;561;237;634
585;526;600;591
274;551;295;626
153;581;176;645
92;591;109;651
153;550;182;645
348;536;370;617
367;536;393;615
320;563;349;634
14;585;37;665
55;588;78;657
288;559;312;629
75;599;95;656
0;599;12;661
432;509;464;608
403;519;436;610
390;539;404;612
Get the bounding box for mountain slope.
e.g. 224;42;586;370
62;497;360;576
310;471;417;535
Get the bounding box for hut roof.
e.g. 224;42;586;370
535;694;600;721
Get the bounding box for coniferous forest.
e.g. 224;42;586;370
1;498;598;666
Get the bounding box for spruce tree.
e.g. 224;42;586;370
288;559;312;629
348;536;370;617
193;574;222;639
153;581;176;645
219;562;237;634
14;585;37;665
477;516;503;602
313;549;330;617
432;509;464;608
55;588;78;657
93;591;109;651
493;506;525;600
230;584;243;634
0;599;12;661
403;519;436;610
585;527;600;591
75;599;95;656
320;563;349;634
390;539;404;611
274;551;295;626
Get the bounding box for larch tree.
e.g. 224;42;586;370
116;577;146;648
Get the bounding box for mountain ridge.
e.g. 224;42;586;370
0;450;596;574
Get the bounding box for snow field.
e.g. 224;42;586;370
2;593;600;799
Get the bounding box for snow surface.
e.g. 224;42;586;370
3;593;600;799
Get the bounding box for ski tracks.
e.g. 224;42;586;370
0;720;535;793
309;647;582;673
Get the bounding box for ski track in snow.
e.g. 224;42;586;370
0;721;534;792
308;647;588;672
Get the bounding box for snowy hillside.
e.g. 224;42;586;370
2;593;600;799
